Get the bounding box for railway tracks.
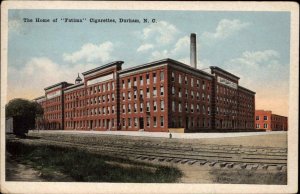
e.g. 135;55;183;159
9;133;287;171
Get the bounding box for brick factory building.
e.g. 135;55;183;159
34;58;255;132
255;110;288;131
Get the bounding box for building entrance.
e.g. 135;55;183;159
139;118;144;130
90;120;93;129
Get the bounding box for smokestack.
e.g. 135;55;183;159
190;33;197;69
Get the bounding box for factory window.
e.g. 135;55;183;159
202;93;205;101
197;92;200;100
134;103;137;112
153;116;157;127
185;90;188;98
202;105;205;115
161;100;164;111
179;74;182;84
122;118;125;127
112;106;115;114
134;90;137;99
160;116;164;127
191;118;194;127
256;124;260;128
264;123;268;128
128;79;131;88
191;91;194;99
179;88;182;98
103;84;106;92
179;103;182;112
107;83;110;91
208;106;210;115
264;116;268;120
153;87;157;97
191;104;194;113
146;102;150;112
207;95;210;102
107;107;110;114
160;86;164;96
122;93;125;101
107;94;110;102
140;76;143;86
197;104;200;112
134;77;137;86
153;73;157;83
160;71;164;81
147;116;150;127
202;81;205;90
256;116;260;120
146;74;150;85
153;101;157;112
172;101;175;112
185;76;188;85
134;118;138;127
122;105;125;114
128;91;131;100
140;89;143;99
147;88;150;98
171;72;175;82
112;82;115;90
191;78;194;87
128;104;131;113
112;94;115;101
140;102;143;112
172;86;175;95
179;117;182;127
185;102;188;112
128;118;131;127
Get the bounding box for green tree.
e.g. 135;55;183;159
5;98;43;136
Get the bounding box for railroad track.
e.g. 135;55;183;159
9;134;287;171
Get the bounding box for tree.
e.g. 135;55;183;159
5;98;43;136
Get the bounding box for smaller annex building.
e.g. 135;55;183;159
255;110;288;131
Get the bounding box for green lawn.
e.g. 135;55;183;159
6;141;182;182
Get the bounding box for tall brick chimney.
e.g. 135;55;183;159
190;33;197;69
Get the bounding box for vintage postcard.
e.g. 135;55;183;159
0;1;298;194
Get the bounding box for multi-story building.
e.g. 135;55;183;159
255;110;288;131
34;58;256;132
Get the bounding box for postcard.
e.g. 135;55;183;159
1;1;298;194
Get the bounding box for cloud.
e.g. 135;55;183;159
138;21;179;45
63;41;114;63
136;44;154;52
171;36;189;55
228;50;280;69
202;19;250;41
7;57;97;101
223;49;289;116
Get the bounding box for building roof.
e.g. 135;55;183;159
82;61;124;76
210;66;240;80
119;58;213;78
44;82;73;91
64;82;84;91
238;85;256;94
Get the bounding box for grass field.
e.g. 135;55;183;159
6;141;182;182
